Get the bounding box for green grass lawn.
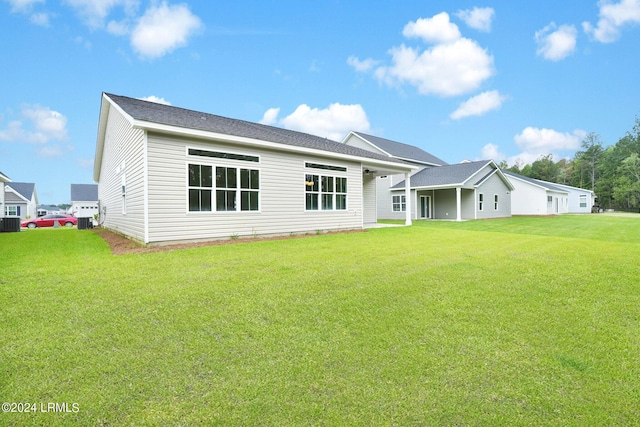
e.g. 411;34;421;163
1;214;639;426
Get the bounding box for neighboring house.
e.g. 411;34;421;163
37;205;65;216
342;132;513;221
504;171;570;216
70;184;99;218
390;160;514;220
552;182;596;213
4;182;38;220
0;171;10;218
93;93;416;245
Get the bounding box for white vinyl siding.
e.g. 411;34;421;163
145;134;363;244
96;106;146;241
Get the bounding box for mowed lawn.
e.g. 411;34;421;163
1;215;639;426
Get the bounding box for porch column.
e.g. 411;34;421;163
456;187;462;221
405;172;412;226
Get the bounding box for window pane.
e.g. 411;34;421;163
336;177;347;193
336;194;346;210
216;167;225;187
201;190;212;211
250;169;259;189
321;176;334;193
241;191;259;211
202;165;212;187
241;169;249;189
305;174;318;192
216;190;237;211
322;194;333;210
306;193;318;210
189;164;200;187
227;168;237;188
189;189;199;211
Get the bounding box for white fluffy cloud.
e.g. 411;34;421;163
131;2;202;59
0;104;68;144
450;90;506;120
139;95;171;105
514;127;584;153
535;23;578;61
350;12;494;97
478;127;587;166
583;0;640;43
455;7;495;32
12;0;203;58
259;104;370;141
480;143;505;162
402;12;461;43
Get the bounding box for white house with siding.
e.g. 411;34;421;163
93;93;416;245
0;171;10;218
504;171;569;215
342;132;513;220
551;182;595;213
70;184;99;218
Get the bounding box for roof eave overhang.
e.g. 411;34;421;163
134;120;417;174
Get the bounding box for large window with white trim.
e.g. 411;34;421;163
188;163;259;212
305;172;347;211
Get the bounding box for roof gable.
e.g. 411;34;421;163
349;131;448;166
392;161;514;190
71;184;98;201
5;182;35;200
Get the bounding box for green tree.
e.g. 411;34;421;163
529;154;560;182
574;132;604;192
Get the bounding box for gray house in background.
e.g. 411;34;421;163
342;132;513;221
4;182;38;220
70;184;99;219
93;93;415;245
391;160;514;221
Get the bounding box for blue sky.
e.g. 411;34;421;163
1;0;639;204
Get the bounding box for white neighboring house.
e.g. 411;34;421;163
504;171;570;215
551;183;596;213
70;184;99;219
4;182;38;220
342;132;514;220
93;93;416;245
0;171;10;218
37;205;65;216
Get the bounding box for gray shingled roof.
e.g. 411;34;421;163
71;184;98;201
503;171;568;193
351;131;448;166
105;93;410;166
391;161;492;189
6;182;35;199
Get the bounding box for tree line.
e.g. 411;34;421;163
500;116;640;210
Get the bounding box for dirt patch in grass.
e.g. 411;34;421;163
91;227;365;255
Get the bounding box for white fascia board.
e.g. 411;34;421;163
133;120;417;173
392;183;462;192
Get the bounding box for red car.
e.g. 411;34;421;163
21;214;78;228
